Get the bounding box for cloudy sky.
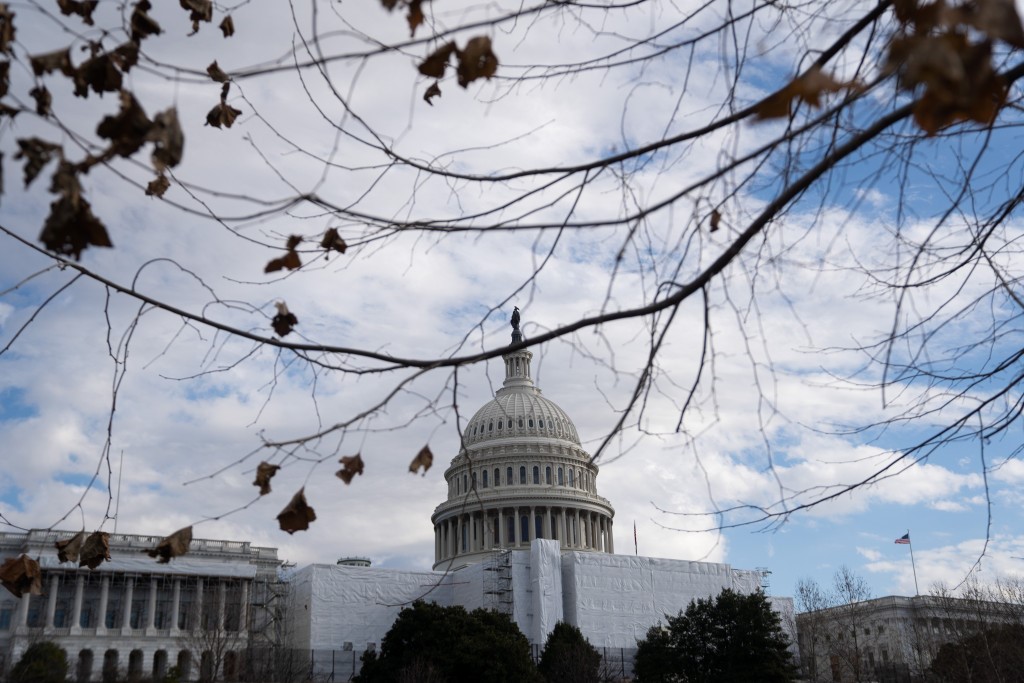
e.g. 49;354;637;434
2;0;1024;606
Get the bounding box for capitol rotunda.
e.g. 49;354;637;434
431;314;616;569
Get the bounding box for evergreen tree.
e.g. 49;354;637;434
538;622;601;683
9;642;69;683
355;601;541;683
634;589;796;683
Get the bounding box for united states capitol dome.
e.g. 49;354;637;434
431;308;615;570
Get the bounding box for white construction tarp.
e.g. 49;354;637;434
530;539;563;644
37;554;258;578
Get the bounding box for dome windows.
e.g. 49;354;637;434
532;466;540;485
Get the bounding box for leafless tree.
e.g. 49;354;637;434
0;0;1022;548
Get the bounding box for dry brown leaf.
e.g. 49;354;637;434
207;61;229;83
456;36;498;88
0;59;8;98
710;209;721;233
0;555;42;597
147;526;192;563
74;53;123;97
423;81;441;105
146;173;170;197
320;228;347;254
149;107;184;171
181;0;213;34
96;90;152;159
271;300;298;337
336;454;365;484
55;531;86;563
409;445;433;475
277;487;316;534
407;0;424;36
30;48;73;77
220;15;235;37
15;138;62;187
754;67;856;120
131;0;162;42
253;462;280;495
29;85;51;116
419;42;456;78
79;531;110;569
0;4;14;55
57;0;98;25
970;0;1024;48
111;41;140;73
206;83;241;128
39;162;113;260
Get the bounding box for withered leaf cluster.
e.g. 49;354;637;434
207;82;242;128
885;0;1021;135
130;0;161;42
254;461;281;495
39;162;112;260
220;15;235;38
379;0;430;37
418;36;499;98
57;0;98;26
147;526;192;563
181;0;213;35
271;300;298;337
409;445;433;475
55;530;111;569
336;454;365;484
277;488;316;534
320;228;347;254
0;555;42;598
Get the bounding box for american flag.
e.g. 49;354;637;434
895;533;911;545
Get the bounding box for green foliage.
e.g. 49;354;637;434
931;623;1024;683
354;601;541;683
538;622;601;683
634;589;796;683
9;641;69;683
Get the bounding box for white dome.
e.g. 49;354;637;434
464;386;580;446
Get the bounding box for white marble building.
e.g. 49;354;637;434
0;529;280;682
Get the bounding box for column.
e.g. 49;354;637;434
217;580;226;631
147;579;158;630
70;575;84;633
608;519;614;553
194;578;204;631
16;593;29;628
238;579;250;632
545;508;552;540
529;506;535;542
45;574;58;628
574;510;581;548
96;576;109;633
498;510;505;546
560;509;568;549
121;577;134;632
170;578;181;634
590;514;597;550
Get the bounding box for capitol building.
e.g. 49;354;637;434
0;314;786;681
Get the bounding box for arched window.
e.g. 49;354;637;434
488;421;493;431
532;466;540;484
577;469;582;488
558;467;564;485
472;472;477;489
224;651;239;682
545;466;552;485
507;516;516;543
176;651;192;683
568;469;574;487
493;468;500;486
463;474;468;492
482;470;488;488
497;419;503;430
529;418;534;428
508;419;513;429
518;418;524;428
472;425;477;435
77;649;94;683
519;466;526;485
521;515;529;542
507;467;513;485
535;515;543;539
200;651;214;683
152;650;168;682
102;650;118;683
539;419;545;428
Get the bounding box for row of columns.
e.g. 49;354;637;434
15;574;249;634
435;506;613;561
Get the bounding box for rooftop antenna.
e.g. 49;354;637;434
113;449;125;534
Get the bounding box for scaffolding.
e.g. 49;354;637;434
483;549;514;615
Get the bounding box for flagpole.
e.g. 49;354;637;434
907;530;920;596
633;521;638;556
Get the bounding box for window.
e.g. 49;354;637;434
0;606;12;630
472;472;477;489
518;418;524;428
539;419;545;428
507;516;516;543
488;421;493;431
520;466;527;485
78;650;94;683
546;466;552;485
529;418;534;428
558;467;564;485
482;470;488;488
497;419;502;430
507;467;513;485
577;469;582;487
493;468;500;486
473;425;477;435
535;515;543;539
508;419;513;429
533;466;540;484
463;474;468;492
462;524;468;552
568;469;574;487
521;515;529;542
